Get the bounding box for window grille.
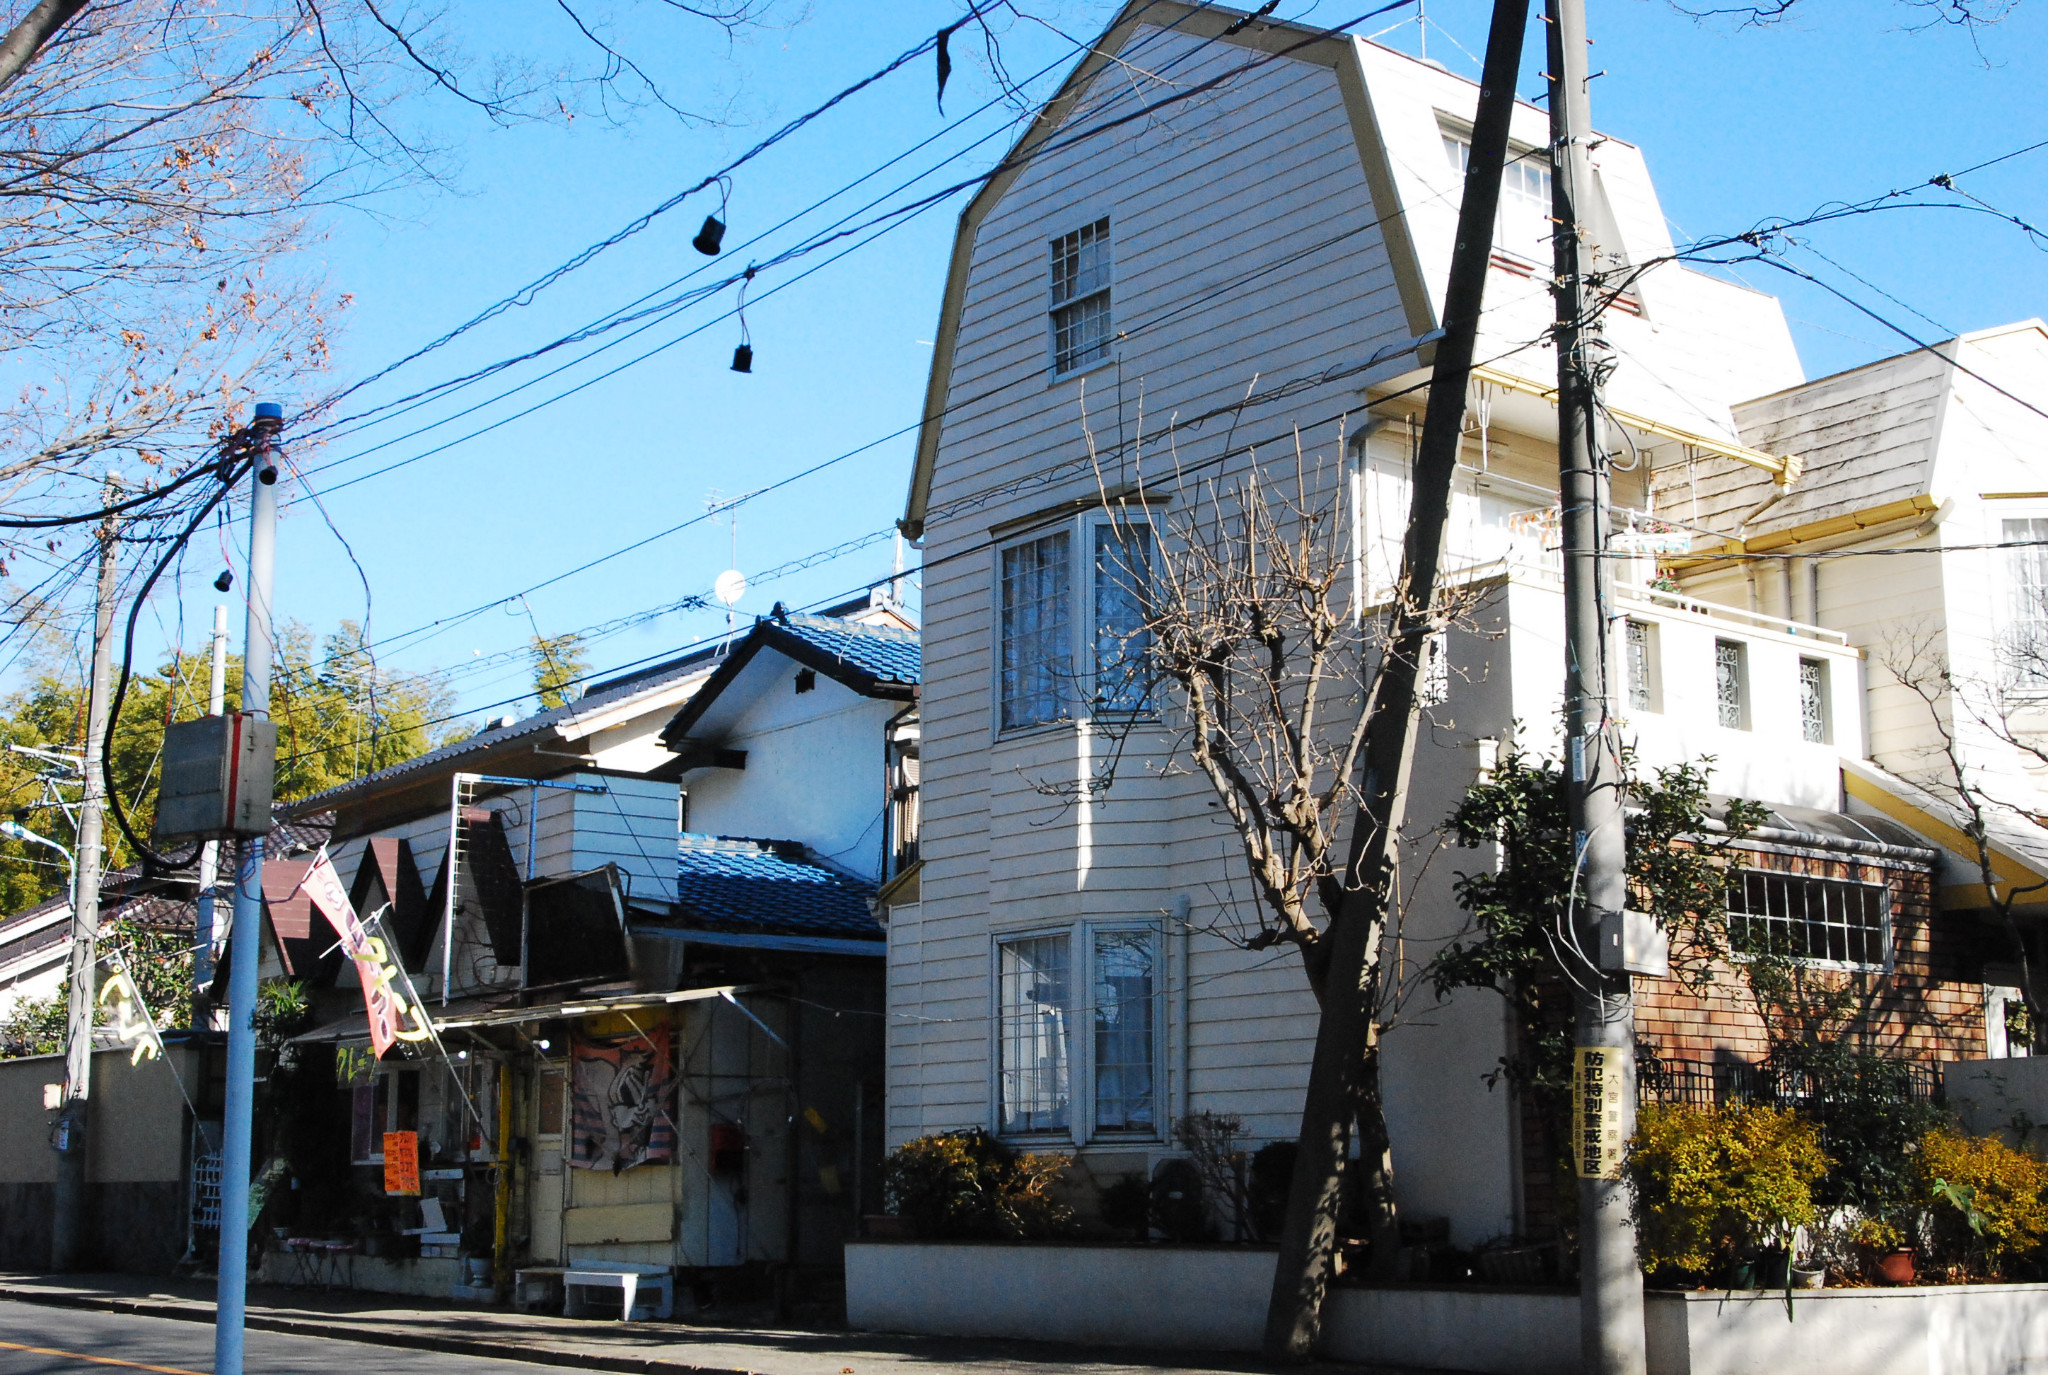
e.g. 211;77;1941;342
1728;869;1890;970
1050;219;1113;374
1093;524;1154;711
2005;517;2048;682
1000;531;1072;728
1421;628;1451;706
998;935;1071;1133
1091;931;1156;1132
1714;639;1746;729
1626;620;1654;712
1798;658;1828;743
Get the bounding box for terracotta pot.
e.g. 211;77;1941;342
862;1213;909;1240
1877;1248;1917;1286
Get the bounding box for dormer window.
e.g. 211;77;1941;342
1050;217;1113;375
1441;129;1552;267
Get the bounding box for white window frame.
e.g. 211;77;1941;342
1048;217;1115;378
1714;638;1750;731
2002;514;2048;690
1726;867;1893;974
1797;656;1831;744
1625;618;1663;714
993;513;1157;735
991;921;1165;1146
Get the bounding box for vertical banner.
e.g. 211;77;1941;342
304;847;430;1059
383;1131;420;1195
1572;1046;1626;1180
571;1025;677;1173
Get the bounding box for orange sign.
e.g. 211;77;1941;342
382;1131;420;1195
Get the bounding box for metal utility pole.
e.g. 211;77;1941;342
216;403;281;1375
51;472;121;1271
1260;0;1530;1357
193;604;230;997
1547;2;1646;1372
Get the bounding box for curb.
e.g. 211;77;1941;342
0;1285;757;1375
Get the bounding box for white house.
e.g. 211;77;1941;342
880;0;2001;1271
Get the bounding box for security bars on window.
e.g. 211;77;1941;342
1625;620;1653;712
2005;516;2048;682
1714;639;1745;730
1727;869;1890;970
1798;658;1827;743
1050;218;1112;375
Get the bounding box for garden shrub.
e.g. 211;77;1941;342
881;1130;1073;1240
1919;1125;2048;1272
1625;1103;1829;1281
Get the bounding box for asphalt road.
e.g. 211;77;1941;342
0;1299;531;1375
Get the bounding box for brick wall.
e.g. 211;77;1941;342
1515;843;1995;1241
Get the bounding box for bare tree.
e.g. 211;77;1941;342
1670;0;2020;27
1879;627;2048;1043
1077;428;1485;1279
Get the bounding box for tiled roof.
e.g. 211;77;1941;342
665;836;882;941
773;613;921;688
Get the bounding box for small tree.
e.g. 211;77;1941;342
1432;746;1764;1238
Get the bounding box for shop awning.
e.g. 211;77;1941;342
292;983;757;1045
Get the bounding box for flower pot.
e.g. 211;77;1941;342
1755;1249;1792;1290
862;1213;909;1240
1724;1259;1760;1290
1877;1248;1917;1286
1791;1265;1826;1290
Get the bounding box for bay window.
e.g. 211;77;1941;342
997;516;1155;730
997;924;1161;1139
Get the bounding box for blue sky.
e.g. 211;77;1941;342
164;0;2045;728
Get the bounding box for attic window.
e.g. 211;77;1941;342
1442;129;1552;267
1049;218;1113;375
794;668;816;694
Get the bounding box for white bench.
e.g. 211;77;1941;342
557;1262;673;1321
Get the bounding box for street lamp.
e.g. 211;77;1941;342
1;817;75;898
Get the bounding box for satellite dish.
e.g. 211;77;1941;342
713;569;748;607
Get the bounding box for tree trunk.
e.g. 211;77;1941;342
1258;0;1531;1358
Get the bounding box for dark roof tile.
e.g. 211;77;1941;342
664;836;882;941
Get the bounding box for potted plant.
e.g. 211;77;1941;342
1853;1218;1915;1285
1625;1103;1828;1290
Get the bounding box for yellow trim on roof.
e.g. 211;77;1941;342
1843;770;2046;907
1468;364;1801;485
1673;493;1941;571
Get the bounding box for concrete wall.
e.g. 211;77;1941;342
848;1243;2048;1375
1644;1285;2048;1375
0;1044;200;1272
1944;1056;2048;1152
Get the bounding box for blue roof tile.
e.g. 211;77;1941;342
774;613;920;687
668;835;883;941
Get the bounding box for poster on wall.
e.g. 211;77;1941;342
383;1131;421;1195
571;1025;677;1173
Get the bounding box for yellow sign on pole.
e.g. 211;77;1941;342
1572;1047;1626;1180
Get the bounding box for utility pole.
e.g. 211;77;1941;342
51;471;121;1271
216;403;281;1375
1547;2;1646;1372
1260;0;1530;1356
193;604;230;998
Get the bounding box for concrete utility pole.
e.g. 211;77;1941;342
51;471;121;1271
1547;2;1647;1371
1259;0;1531;1357
193;604;230;996
215;404;281;1375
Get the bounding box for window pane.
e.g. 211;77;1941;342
2006;517;2048;680
1001;533;1071;728
1094;524;1153;711
1715;640;1744;729
1093;931;1155;1133
1050;219;1112;373
1727;869;1889;970
1799;658;1827;742
999;935;1071;1134
1626;620;1653;712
